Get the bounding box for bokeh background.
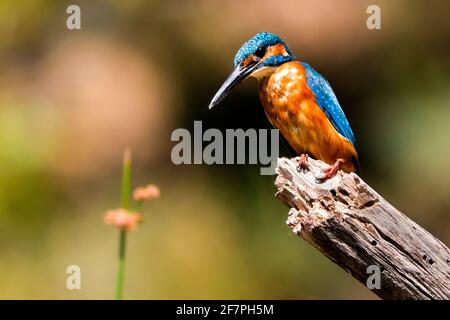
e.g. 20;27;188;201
0;0;449;299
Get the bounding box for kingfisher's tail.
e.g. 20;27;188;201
352;156;362;173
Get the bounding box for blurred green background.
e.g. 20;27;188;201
0;0;449;299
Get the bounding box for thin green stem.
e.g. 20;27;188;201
115;229;127;300
120;149;132;210
115;148;132;300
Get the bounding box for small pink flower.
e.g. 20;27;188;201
133;184;160;202
103;208;143;231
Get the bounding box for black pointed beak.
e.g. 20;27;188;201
208;62;260;110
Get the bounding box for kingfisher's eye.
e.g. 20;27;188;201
254;46;266;59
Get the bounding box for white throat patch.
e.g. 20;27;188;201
250;66;277;81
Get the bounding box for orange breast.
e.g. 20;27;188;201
258;61;358;172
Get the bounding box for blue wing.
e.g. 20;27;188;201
301;62;357;147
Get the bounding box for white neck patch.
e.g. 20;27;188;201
250;66;277;81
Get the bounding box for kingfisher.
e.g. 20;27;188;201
208;32;359;182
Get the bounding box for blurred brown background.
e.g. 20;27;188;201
0;0;449;299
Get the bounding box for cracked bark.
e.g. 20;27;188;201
275;157;450;300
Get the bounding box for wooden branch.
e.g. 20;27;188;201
275;157;450;300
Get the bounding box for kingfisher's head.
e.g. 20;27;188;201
208;32;295;109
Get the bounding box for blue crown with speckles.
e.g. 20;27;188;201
233;32;293;67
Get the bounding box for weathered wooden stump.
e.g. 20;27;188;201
275;157;450;300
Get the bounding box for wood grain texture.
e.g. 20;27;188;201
275;157;450;300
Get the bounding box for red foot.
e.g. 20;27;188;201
316;159;344;183
296;154;309;173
